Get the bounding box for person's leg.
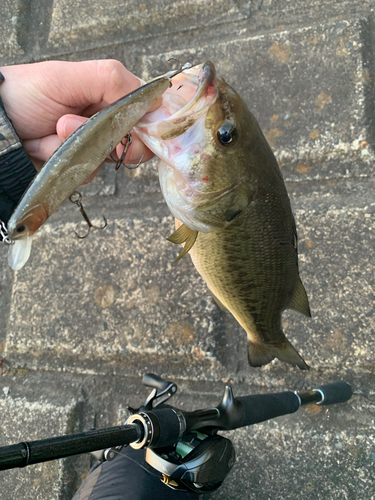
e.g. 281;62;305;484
72;446;199;500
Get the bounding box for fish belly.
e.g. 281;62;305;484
184;209;309;370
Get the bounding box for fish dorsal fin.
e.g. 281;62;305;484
167;223;198;262
287;277;311;317
8;234;33;271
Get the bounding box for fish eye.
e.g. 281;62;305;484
16;225;26;233
217;121;238;146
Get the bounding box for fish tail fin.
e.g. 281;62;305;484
247;342;276;367
247;338;309;370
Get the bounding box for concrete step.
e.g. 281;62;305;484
0;374;93;500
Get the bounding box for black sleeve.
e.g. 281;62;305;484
0;75;37;235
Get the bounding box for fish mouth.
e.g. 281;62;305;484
136;61;218;142
166;61;216;121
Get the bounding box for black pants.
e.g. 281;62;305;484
72;446;200;500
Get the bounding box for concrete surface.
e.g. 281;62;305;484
0;1;375;499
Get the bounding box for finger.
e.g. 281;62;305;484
30;158;45;172
39;60;142;111
57;91;163;137
24;125;104;183
0;60;143;140
23;135;62;163
57;114;87;139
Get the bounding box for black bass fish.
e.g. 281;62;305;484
135;61;311;369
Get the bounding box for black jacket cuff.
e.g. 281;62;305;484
0;147;37;225
0;88;37;230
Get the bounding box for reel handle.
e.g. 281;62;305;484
142;373;174;392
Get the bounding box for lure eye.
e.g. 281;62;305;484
16;225;26;233
217;121;238;146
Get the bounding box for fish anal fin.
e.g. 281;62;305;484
167;223;198;262
248;337;309;370
287;277;311;318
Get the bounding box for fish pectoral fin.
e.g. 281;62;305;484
167;223;198;262
247;337;309;370
167;223;192;244
287;277;311;318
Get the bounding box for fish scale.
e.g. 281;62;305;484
187;186;310;368
190;204;296;335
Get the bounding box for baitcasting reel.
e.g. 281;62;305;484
110;373;236;493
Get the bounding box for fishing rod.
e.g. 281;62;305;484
0;374;352;493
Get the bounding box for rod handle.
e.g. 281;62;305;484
314;381;352;405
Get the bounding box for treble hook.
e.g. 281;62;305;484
110;134;144;171
69;191;107;239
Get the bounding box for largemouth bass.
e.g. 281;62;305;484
7;75;172;270
135;61;311;369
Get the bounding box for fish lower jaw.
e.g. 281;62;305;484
159;162;214;233
164;196;215;233
170;205;213;233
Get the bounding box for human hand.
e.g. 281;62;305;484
0;60;160;179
